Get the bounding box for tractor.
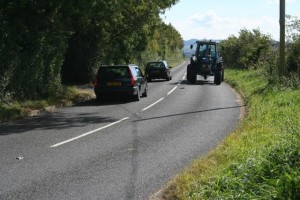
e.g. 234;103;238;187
187;40;224;85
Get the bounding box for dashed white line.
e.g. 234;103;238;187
50;117;129;148
167;86;178;96
142;98;164;111
51;73;187;147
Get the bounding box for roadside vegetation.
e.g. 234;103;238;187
0;0;183;123
162;17;300;199
0;86;93;123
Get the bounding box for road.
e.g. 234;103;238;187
0;61;241;200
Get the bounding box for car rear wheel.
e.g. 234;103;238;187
142;86;148;97
134;88;140;101
96;95;101;103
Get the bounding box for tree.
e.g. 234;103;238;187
221;29;272;69
61;0;180;83
0;0;181;103
286;15;300;80
0;1;73;101
286;15;300;42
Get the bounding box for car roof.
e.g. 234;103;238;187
100;64;137;68
147;61;166;63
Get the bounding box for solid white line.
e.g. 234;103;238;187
167;86;178;96
142;98;164;111
50;117;129;148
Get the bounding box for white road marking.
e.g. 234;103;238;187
167;86;178;96
50;117;129;148
50;72;187;148
142;98;164;111
167;73;186;95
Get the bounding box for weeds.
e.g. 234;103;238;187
162;69;300;199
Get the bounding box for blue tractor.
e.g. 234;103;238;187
187;40;224;85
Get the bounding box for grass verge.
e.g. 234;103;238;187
162;68;300;199
0;85;93;123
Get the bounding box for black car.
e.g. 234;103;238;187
93;65;148;102
145;61;172;81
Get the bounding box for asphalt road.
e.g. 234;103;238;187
0;61;241;200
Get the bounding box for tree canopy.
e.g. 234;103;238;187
0;0;183;103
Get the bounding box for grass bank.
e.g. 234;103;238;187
162;69;300;199
0;85;93;123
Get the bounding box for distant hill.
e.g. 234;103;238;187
183;39;198;49
182;39;197;58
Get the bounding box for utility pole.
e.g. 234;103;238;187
279;0;285;77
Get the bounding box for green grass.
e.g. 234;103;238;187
162;69;300;199
0;85;93;123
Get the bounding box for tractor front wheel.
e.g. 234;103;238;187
187;64;197;84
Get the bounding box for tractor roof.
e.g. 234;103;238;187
196;40;218;45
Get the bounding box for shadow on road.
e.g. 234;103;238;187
0;110;116;136
0;96;141;136
74;97;135;107
132;105;245;123
180;79;217;86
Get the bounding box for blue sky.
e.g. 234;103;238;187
161;0;300;41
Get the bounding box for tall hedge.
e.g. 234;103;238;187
0;1;72;101
0;0;182;103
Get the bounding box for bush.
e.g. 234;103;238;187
287;38;300;77
221;29;272;69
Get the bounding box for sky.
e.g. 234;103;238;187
161;0;300;41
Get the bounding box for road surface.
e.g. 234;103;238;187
0;61;241;200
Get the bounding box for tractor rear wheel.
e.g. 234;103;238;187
187;64;197;84
190;70;196;84
214;70;222;85
187;64;192;82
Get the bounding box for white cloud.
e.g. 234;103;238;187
171;10;279;40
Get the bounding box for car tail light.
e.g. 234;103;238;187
129;70;135;86
92;79;98;86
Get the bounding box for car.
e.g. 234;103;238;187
145;61;172;81
93;64;148;102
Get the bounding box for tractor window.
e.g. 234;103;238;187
199;45;208;56
198;44;217;57
210;45;216;57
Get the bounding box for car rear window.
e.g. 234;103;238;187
98;67;130;80
146;62;165;69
